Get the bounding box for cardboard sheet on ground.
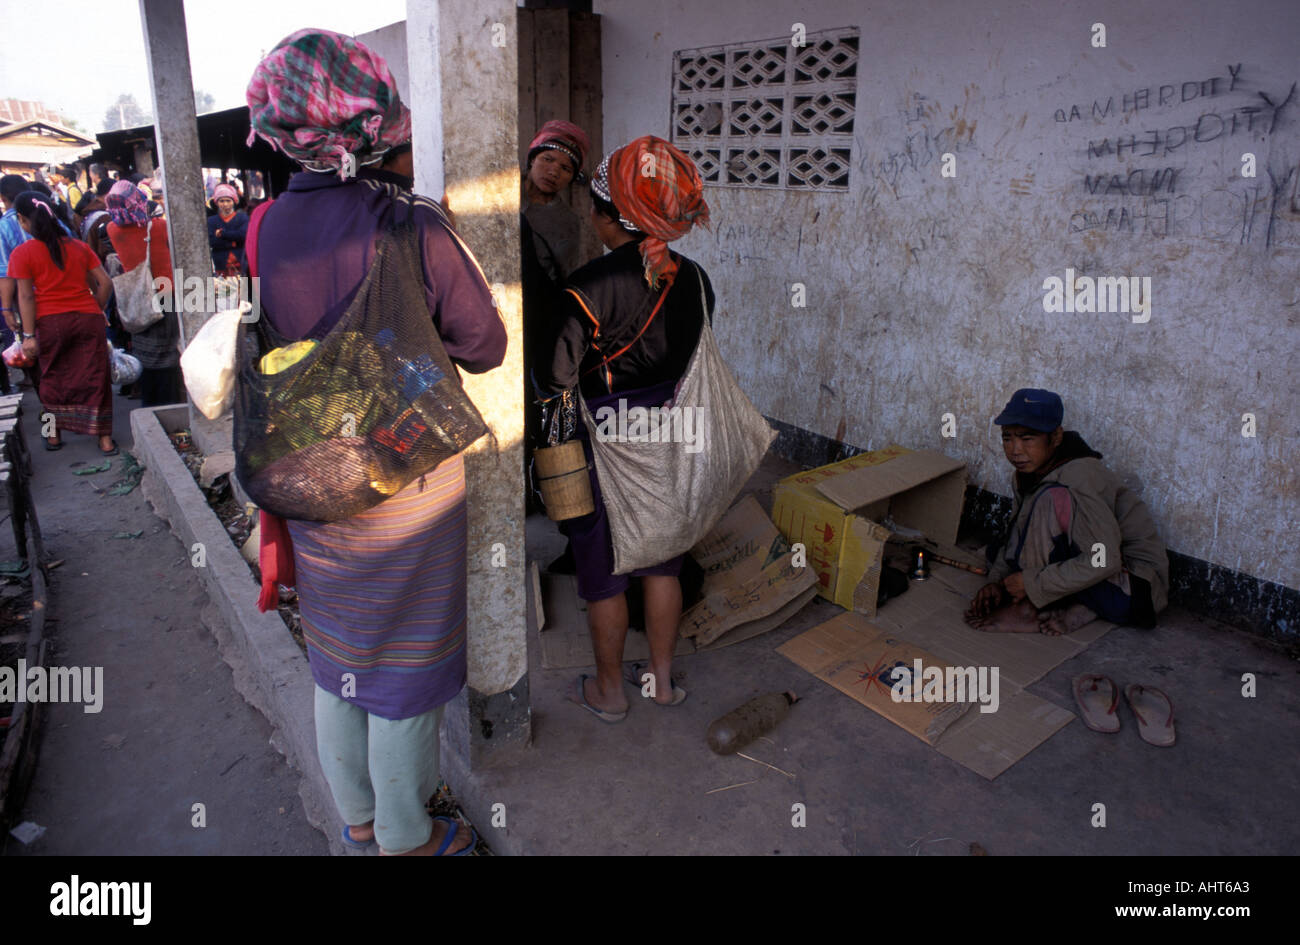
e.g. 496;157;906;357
679;495;817;649
777;613;973;743
778;570;1116;779
891;566;1117;689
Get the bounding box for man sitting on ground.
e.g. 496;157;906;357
965;388;1169;635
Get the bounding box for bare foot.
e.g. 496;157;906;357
570;675;628;715
964;598;1041;633
1038;603;1097;636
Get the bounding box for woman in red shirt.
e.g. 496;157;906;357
8;191;115;453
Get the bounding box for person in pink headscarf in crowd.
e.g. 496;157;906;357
105;179;183;408
207;183;248;276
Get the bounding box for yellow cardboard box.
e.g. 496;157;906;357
771;445;967;616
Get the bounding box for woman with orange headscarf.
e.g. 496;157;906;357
534;136;713;723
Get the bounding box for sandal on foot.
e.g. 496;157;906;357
431;816;477;856
622;662;687;706
1072;673;1120;733
341;824;375;849
44;440;62;451
100;441;120;456
1125;683;1176;747
570;674;627;723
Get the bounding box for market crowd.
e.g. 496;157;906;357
0;159;263;448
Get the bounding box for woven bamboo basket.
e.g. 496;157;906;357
534;439;594;520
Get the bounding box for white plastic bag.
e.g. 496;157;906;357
108;346;142;385
2;338;33;368
113;223;163;332
180;303;246;419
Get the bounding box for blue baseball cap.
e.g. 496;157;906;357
994;388;1064;432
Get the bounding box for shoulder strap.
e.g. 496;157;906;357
245;199;275;278
579;275;674;381
694;261;708;321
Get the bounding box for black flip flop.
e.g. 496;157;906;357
44;440;62;451
100;442;120;456
622;662;688;706
571;674;627;723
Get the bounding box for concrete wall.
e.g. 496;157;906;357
595;0;1300;600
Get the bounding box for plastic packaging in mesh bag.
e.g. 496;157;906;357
234;198;487;521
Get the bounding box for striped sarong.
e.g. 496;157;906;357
287;452;467;720
35;311;113;436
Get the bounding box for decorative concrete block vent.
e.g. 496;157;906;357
672;27;858;191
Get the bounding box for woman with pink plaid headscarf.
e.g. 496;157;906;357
241;29;505;857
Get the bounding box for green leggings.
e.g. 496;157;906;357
314;686;443;854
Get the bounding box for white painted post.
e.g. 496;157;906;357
407;0;529;767
138;0;229;453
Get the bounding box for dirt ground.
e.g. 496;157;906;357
2;385;327;856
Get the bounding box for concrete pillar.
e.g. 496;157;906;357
138;0;228;455
407;0;529;767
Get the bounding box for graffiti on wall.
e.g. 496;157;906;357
1061;64;1300;247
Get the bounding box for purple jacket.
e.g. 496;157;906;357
254;170;506;374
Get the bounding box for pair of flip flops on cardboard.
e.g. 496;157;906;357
1072;673;1175;747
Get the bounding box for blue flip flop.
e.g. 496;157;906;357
341;824;375;849
432;815;477;856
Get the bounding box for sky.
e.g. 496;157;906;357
0;0;409;133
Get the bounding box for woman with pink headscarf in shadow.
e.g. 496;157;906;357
521;120;590;516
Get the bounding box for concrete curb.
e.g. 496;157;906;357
129;405;351;856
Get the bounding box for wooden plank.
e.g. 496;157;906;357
0;534;47;820
533;8;571;183
517;7;537;171
568;10;603;263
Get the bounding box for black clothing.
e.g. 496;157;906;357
537;241;715;401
